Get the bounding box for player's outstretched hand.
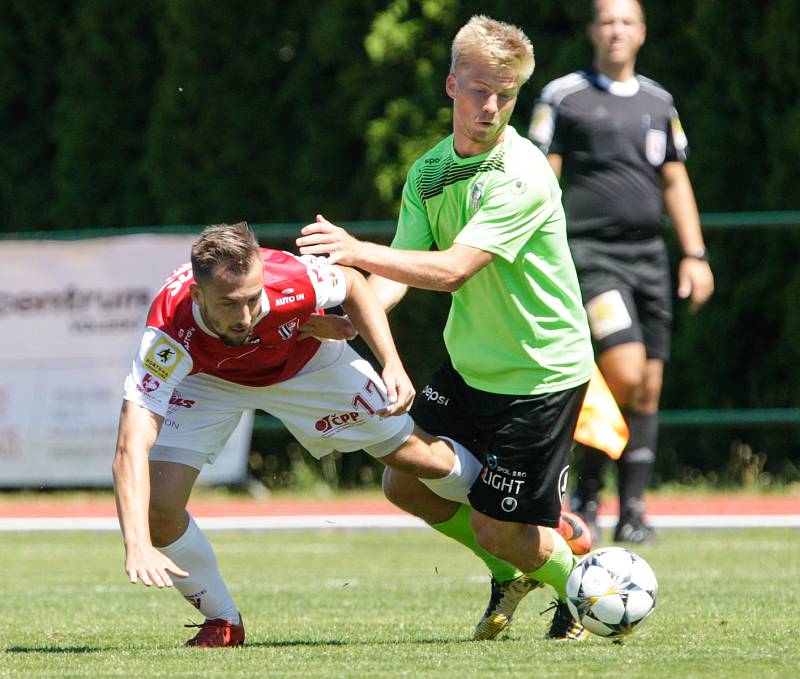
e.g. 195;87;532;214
378;361;415;417
124;543;189;588
298;314;357;341
296;214;361;266
677;258;714;312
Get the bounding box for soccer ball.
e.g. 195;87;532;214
566;547;658;638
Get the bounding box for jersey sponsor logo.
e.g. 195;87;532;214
143;337;185;381
314;411;365;437
274;292;305;306
281;288;295;295
278;318;298;341
585;289;633;340
645;128;667;166
140;373;160;393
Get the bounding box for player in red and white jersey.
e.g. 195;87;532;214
112;222;483;648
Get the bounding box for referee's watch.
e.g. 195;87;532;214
683;247;709;262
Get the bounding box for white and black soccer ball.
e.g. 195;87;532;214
566;547;658;638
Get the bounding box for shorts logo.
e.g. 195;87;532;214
486;455;498;470
315;411;364;437
501;497;518;512
481;468;525;495
421;385;450;406
167;390;195;415
278;318;298;341
144;337;185;381
141;373;160;393
585;289;633;341
558;465;570;503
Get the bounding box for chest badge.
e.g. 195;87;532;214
278;318;299;341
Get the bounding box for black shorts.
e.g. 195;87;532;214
410;360;588;527
569;237;672;361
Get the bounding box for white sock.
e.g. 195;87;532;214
419;436;482;504
158;515;239;623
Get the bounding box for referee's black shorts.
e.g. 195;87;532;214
410;359;588;527
569;237;672;361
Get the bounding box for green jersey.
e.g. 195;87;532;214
393;125;593;395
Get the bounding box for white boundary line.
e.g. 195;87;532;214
0;514;798;532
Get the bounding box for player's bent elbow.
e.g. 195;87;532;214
439;268;471;292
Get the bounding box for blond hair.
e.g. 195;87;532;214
450;15;535;84
191;222;261;285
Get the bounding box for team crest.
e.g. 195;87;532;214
470;178;486;211
278;318;299;340
645;129;667;166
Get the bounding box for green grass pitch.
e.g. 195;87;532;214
1;528;798;678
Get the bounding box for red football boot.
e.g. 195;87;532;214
184;613;245;648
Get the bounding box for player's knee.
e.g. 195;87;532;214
382;467;411;507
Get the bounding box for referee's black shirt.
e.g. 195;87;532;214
529;68;688;243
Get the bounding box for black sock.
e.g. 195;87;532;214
617;411;658;517
573;444;607;512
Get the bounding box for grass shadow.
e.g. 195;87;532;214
246;637;473;648
5;646;101;654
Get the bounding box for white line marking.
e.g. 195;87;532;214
0;514;798;532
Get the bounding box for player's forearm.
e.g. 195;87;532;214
662;163;705;255
368;275;408;313
112;401;161;549
353;241;467;292
113;445;153;549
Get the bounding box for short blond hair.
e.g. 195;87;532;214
450;15;534;84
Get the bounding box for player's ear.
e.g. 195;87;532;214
189;283;203;305
445;73;457;100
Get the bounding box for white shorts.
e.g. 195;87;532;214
149;340;414;470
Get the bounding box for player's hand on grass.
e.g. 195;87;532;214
677;258;714;312
297;214;361;266
298;314;357;341
124;543;189;588
378;361;415;417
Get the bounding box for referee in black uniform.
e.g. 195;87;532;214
529;0;714;542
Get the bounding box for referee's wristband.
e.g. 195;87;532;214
683;248;709;262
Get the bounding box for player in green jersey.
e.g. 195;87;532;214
298;15;594;640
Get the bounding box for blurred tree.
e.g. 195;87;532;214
144;0;384;225
51;0;162;230
0;0;72;231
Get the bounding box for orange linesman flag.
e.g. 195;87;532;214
574;365;629;460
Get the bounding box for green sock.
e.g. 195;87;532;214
527;528;577;601
432;504;523;583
